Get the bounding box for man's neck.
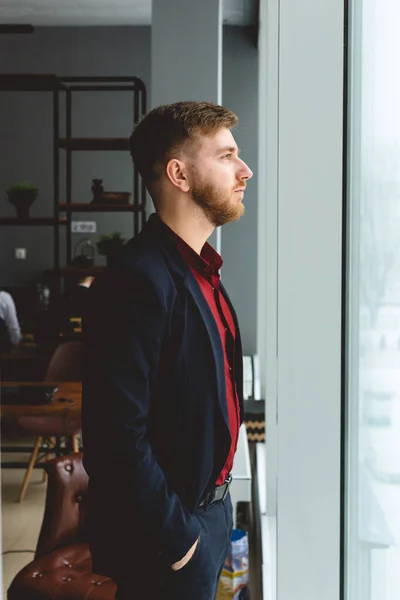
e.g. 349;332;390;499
156;210;214;256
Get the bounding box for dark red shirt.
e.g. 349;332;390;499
167;226;240;486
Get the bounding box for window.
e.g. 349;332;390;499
346;1;400;598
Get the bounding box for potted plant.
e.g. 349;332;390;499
95;231;126;266
6;181;39;219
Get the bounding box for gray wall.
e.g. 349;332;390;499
0;26;258;352
0;26;151;286
222;27;258;353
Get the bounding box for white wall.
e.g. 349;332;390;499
258;0;345;598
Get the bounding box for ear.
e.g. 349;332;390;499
165;159;190;193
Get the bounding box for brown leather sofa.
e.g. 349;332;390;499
8;453;117;600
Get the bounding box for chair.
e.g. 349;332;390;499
17;341;84;502
7;453;117;600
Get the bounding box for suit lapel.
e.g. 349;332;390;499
143;214;232;432
182;271;230;433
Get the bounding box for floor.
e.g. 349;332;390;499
1;440;46;598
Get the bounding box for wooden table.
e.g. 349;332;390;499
1;381;81;468
1;381;81;419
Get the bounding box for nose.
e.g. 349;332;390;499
238;159;253;181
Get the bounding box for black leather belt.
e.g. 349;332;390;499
198;474;232;508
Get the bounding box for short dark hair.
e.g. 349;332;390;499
129;101;238;186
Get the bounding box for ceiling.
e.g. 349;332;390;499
0;0;257;26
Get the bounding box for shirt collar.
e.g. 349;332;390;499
159;217;223;277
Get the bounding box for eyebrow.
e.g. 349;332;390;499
217;146;241;155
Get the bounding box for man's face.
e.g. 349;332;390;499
185;128;253;227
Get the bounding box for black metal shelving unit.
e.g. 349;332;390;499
0;74;67;272
0;73;147;286
58;76;147;269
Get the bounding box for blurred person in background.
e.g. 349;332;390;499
0;290;22;353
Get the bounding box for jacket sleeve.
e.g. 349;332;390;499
85;268;200;568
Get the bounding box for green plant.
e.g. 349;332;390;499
95;231;126;256
6;181;39;197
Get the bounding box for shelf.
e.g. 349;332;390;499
59;76;141;84
1;73;146;280
58;138;130;151
59;203;139;213
0;74;67;92
0;218;58;226
0;25;34;34
45;267;105;277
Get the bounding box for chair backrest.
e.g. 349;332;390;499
35;453;88;559
45;341;85;382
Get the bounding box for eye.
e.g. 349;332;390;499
222;153;232;159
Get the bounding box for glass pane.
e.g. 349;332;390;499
346;1;400;599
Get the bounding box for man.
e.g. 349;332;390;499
82;101;253;599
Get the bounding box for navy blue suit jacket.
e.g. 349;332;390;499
82;214;244;579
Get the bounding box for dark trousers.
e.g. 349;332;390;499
115;492;234;600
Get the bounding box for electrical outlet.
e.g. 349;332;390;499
15;248;27;259
71;221;97;234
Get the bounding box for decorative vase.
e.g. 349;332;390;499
8;191;37;219
91;179;104;204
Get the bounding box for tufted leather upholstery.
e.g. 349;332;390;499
7;453;117;600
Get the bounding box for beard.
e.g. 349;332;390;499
190;170;245;227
